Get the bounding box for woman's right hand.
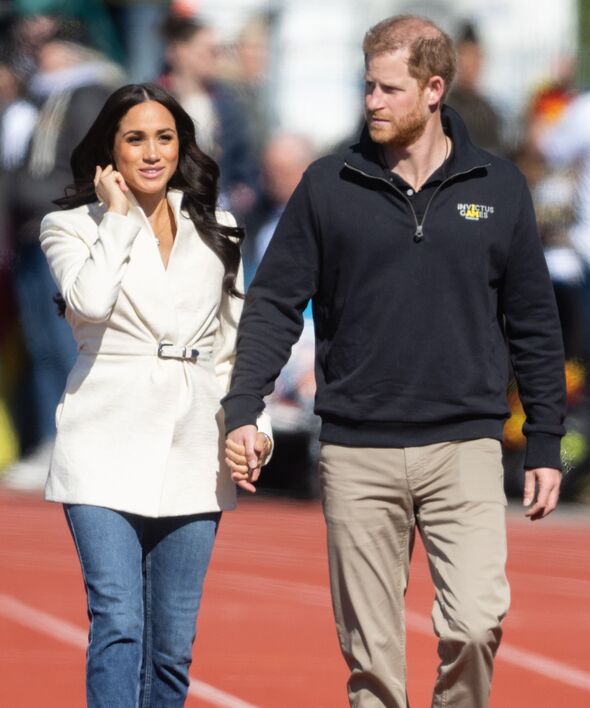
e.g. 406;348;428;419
94;165;129;215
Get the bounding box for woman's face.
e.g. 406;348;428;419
111;101;180;199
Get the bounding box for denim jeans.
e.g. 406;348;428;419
64;504;221;708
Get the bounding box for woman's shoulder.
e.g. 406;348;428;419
215;208;237;228
41;202;105;233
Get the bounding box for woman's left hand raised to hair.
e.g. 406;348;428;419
94;164;130;216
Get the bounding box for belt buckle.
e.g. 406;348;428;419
158;342;199;360
158;342;174;359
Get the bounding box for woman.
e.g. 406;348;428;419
40;83;272;707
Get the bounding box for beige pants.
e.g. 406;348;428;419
319;439;510;708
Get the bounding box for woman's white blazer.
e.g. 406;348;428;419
40;189;271;517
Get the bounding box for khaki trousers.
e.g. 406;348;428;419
319;439;510;708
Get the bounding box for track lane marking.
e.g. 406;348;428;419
213;571;590;693
0;593;259;708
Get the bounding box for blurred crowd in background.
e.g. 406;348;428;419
1;0;590;502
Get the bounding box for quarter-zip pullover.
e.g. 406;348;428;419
223;106;566;470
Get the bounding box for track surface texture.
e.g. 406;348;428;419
0;489;589;707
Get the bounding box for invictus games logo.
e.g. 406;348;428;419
457;203;495;221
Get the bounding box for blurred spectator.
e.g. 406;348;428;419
447;22;503;155
0;55;28;472
518;71;583;359
221;15;272;164
244;132;315;285
158;13;258;217
0;50;37;474
0;57;38;171
104;0;169;82
537;86;590;361
3;12;59;83
4;21;124;485
13;0;124;64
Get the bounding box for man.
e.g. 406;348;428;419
223;15;565;708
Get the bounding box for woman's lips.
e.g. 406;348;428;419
138;167;165;179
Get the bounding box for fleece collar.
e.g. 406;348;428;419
344;104;490;179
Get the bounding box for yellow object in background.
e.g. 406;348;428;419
0;398;19;472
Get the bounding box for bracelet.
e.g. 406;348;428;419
260;432;273;456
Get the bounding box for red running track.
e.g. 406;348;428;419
0;489;589;707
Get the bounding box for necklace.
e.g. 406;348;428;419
384;134;451;190
151;209;172;247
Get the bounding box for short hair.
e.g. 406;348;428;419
160;14;207;45
363;15;456;97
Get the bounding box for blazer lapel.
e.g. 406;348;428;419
118;191;180;341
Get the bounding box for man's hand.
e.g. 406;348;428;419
523;467;562;520
225;425;272;493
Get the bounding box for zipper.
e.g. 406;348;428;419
343;161;491;243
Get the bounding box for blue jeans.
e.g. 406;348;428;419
64;504;221;708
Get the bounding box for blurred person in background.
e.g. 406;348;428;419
38;82;271;706
221;15;272;166
447;21;503;155
517;68;583;359
243;132;315;285
3;20;124;486
12;0;124;64
536;83;590;362
158;13;258;218
104;0;170;82
0;56;38;172
0;46;38;474
223;15;565;707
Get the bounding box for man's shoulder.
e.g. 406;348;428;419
471;146;526;188
304;150;349;183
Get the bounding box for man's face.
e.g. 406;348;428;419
364;49;430;149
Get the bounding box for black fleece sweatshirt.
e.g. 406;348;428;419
222;106;566;470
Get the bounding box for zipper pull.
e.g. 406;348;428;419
414;224;424;242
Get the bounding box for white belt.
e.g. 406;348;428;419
79;341;211;362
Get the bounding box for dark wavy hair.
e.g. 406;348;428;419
54;83;244;314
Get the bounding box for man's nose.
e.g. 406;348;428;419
365;88;384;111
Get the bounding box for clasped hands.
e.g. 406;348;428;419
225;425;272;493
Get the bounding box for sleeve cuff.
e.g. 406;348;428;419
256;411;273;465
524;433;563;471
221;393;265;434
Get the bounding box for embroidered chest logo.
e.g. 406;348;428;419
457;203;495;221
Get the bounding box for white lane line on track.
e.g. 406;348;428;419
0;593;259;708
214;571;590;693
405;610;590;692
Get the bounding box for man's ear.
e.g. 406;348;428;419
426;75;445;107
